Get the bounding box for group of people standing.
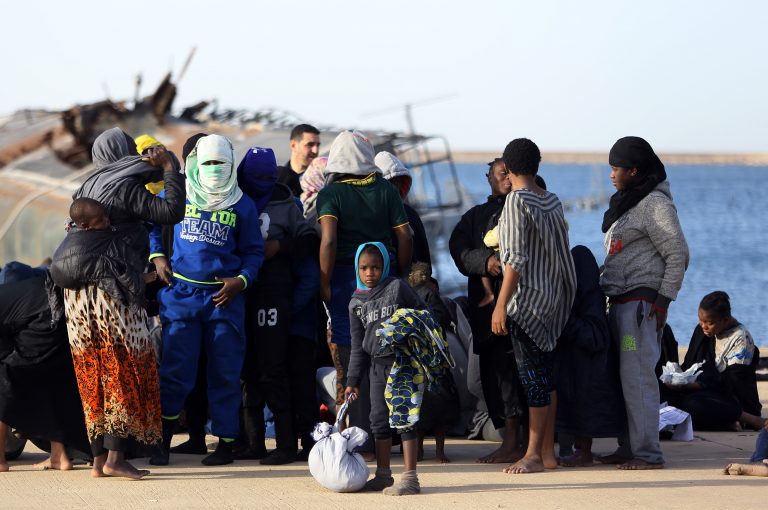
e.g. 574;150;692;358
1;123;766;494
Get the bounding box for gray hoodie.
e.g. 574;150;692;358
600;181;689;306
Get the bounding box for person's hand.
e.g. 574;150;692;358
213;276;245;308
143;271;158;284
344;386;360;401
153;256;173;286
321;282;332;303
143;147;175;172
264;240;280;260
491;304;508;336
486;255;501;277
649;305;667;331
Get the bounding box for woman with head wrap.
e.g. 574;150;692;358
56;127;185;479
599;136;689;470
149;134;264;467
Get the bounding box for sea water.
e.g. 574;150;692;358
431;163;768;348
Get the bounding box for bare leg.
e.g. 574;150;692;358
91;452;107;478
362;438;394;491
434;428;450;463
417;430;425;461
740;412;766;431
542;392;557;469
102;450;150;480
504;403;548;474
561;436;594;467
723;462;768;477
478;279;495;308
383;437;420;496
0;421;9;472
477;417;524;463
33;441;73;471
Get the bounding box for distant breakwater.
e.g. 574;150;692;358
452;151;768;166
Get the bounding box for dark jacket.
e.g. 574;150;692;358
683;325;762;416
55;169;185;307
277;161;303;197
555;246;625;438
413;283;451;333
0;276;68;371
400;203;431;266
448;195;506;352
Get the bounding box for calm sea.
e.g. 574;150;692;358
430;163;768;348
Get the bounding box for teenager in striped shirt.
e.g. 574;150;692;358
491;138;577;474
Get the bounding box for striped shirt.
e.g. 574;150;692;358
498;189;576;352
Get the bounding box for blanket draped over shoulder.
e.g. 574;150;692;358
376;308;455;429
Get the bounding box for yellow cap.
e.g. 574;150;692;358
135;134;164;155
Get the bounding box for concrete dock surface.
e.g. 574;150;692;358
2;382;765;509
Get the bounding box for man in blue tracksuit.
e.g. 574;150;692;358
150;134;264;466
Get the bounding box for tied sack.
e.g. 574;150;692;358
308;399;369;493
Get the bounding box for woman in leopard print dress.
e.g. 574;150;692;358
57;128;185;479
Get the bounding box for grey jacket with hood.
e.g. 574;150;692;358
600;181;689;307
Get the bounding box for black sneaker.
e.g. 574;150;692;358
169;439;208;455
259;449;297;465
234;447;269;460
295;448;311;462
201;440;234;466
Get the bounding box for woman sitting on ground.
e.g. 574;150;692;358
664;291;764;431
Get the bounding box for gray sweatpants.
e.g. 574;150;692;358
609;300;664;465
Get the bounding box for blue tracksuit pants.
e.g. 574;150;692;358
158;280;245;439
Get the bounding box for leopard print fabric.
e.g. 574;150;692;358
64;286;162;447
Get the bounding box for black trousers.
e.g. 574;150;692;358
242;292;294;451
287;335;318;449
480;333;527;428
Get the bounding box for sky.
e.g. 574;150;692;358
3;0;767;152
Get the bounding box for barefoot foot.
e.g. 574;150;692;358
0;460;9;472
723;462;768;477
91;454;106;478
503;455;545;474
34;456;74;471
102;460;150;480
435;453;451;464
476;446;525;464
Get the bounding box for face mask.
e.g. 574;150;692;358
198;163;231;191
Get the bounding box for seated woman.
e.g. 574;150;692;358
664;291;764;431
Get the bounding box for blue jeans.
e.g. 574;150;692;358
750;428;768;462
327;264;357;346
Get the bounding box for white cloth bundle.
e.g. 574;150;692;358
659;361;705;385
308;399;370;493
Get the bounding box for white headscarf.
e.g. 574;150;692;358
185;134;243;211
